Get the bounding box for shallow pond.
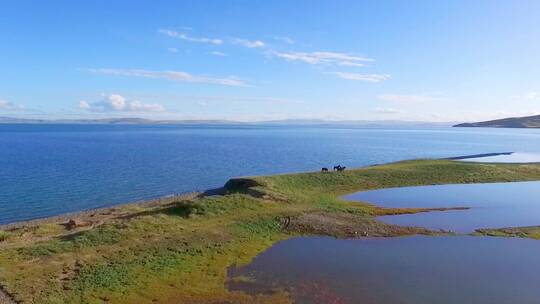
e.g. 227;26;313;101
228;236;540;304
226;154;540;303
343;181;540;233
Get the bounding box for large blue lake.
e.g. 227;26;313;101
1;124;540;224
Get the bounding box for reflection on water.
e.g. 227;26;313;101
228;236;540;304
344;181;540;233
462;152;540;163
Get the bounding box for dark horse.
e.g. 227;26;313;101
334;165;346;172
321;167;329;172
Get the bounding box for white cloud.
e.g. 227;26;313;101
78;100;90;110
159;29;223;45
331;72;391;82
167;47;178;53
374;107;400;114
338;61;366;67
272;36;295;44
507;91;540;102
88;68;246;87
227;96;302;104
128;100;165;112
510;92;540;101
0;100;23;110
209;51;227;56
79;94;165;113
234;38;265;48
525;92;539;100
377;94;442;103
270;51;374;66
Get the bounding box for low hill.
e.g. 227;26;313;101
0;116;454;127
454;114;540;128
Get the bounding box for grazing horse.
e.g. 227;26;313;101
337;166;346;172
333;165;342;171
321;167;329;172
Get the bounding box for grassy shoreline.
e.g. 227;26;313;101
1;159;540;303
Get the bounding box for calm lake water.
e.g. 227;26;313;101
344;181;540;233
228;236;540;304
1;124;540;224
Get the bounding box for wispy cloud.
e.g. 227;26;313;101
0;100;24;111
234;38;265;48
79;94;165;112
331;72;390;82
510;92;539;101
209;51;227;57
373;107;400;114
269;51;374;66
159;29;223;45
378;94;442;103
456;110;540;122
338;61;366;67
131;94;304;105
224;96;303;104
88;68;246;87
272;36;295;44
167;47;178;53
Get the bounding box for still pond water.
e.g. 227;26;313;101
344;181;540;233
228;236;540;304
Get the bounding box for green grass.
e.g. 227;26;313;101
475;226;540;239
1;160;540;303
18;226;123;258
0;230;11;242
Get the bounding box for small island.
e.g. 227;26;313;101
454;114;540;128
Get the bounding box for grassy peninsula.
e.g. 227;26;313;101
1;160;540;303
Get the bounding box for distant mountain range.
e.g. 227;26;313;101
0;116;455;128
454;114;540;128
0;117;235;125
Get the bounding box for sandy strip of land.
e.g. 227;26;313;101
445;152;513;160
0;191;214;231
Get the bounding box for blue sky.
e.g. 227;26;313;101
1;0;540;121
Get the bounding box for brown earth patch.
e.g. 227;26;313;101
285;211;437;238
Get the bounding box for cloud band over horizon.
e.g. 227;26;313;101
87;68;246;87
